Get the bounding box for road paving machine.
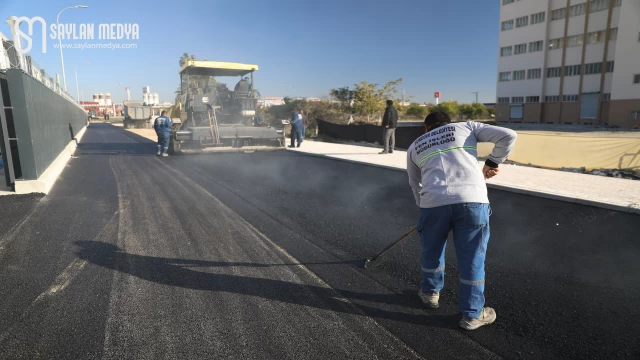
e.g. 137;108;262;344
169;60;285;154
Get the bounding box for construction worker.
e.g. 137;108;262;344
289;109;304;148
234;77;250;95
407;112;517;331
153;110;173;157
379;100;398;154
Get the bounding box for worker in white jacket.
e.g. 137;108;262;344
407;112;517;331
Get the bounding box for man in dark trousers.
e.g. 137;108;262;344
380;100;398;154
153;110;173;156
407;112;517;330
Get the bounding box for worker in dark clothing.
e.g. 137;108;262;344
380;100;398;154
153;110;173;157
289;110;304;148
300;110;308;140
407;112;517;331
234;77;250;95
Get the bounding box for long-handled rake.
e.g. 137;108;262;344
363;226;417;269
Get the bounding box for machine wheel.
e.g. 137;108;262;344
168;137;181;155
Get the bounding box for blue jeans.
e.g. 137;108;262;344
157;131;170;152
290;123;304;146
417;203;491;319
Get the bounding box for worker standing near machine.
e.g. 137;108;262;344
289;109;304;148
153;110;173;157
407;112;517;331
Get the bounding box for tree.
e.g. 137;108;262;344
352;78;403;122
179;53;196;67
405;103;429;119
459;104;474;119
329;87;356;111
428;101;459;120
471;102;488;119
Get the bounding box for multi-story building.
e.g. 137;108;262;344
496;0;640;128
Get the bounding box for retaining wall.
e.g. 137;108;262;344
6;69;87;180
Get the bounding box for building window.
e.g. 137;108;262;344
631;111;640;120
587;30;607;44
547;67;562;78
634;74;640;84
514;43;527;54
615;0;622;6
526;96;540;103
567;34;584;47
513;70;526;81
606;61;615;73
602;93;611;101
585;62;603;74
511;97;524;104
510;104;524;119
549;38;564;50
545;95;560;102
529;40;544;52
527;68;542;79
516;16;529;28
500;46;513;57
570;3;587;17
609;28;618;41
531;12;546;24
563;94;579;102
499;72;512;82
503;0;515;4
551;8;566;21
498;97;510;104
565;64;582;76
590;0;612;13
502;20;514;31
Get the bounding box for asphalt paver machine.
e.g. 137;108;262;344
170;60;284;154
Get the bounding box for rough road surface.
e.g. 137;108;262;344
1;123;638;359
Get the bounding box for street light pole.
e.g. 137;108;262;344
75;61;90;103
57;5;88;92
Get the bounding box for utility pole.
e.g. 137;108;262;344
471;92;479;104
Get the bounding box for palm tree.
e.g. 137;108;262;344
179;53;196;67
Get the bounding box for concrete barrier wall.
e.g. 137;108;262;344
6;69;87;180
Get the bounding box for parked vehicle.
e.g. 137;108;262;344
123;102;152;129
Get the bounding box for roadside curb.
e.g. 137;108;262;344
287;148;640;215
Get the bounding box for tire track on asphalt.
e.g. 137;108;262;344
151;157;426;360
0;210;119;346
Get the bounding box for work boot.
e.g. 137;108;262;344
459;307;497;331
379;150;389;154
288;145;296;148
162;153;168;157
418;290;439;309
389;150;394;154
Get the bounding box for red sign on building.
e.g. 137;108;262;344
434;92;441;99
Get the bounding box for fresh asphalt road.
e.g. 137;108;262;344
1;123;639;359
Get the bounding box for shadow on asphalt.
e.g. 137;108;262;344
74;240;463;330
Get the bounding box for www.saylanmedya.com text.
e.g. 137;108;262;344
53;42;138;50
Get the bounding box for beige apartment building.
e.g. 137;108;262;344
496;0;640;128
